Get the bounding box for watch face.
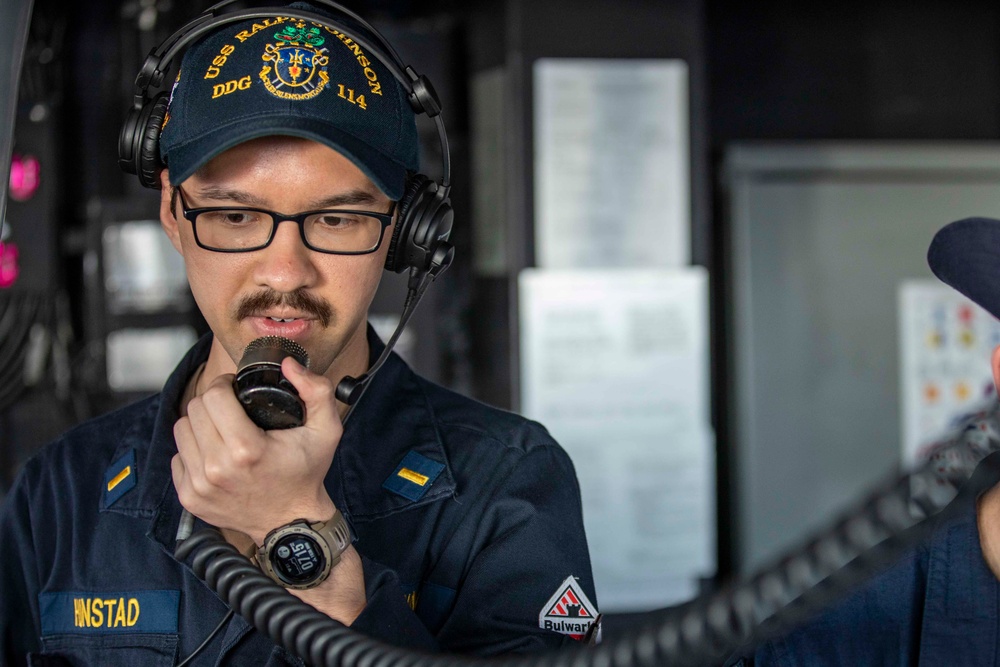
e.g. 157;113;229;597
270;533;327;586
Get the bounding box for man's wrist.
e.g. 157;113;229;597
256;508;352;589
289;545;367;626
248;497;337;546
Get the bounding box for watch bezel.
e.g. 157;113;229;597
257;511;350;590
262;522;332;589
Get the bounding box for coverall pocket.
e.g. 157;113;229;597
31;632;178;666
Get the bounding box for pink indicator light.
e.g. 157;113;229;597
0;242;20;288
9;154;41;201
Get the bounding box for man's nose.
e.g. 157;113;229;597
251;219;319;292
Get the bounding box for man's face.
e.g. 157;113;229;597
159;135;394;378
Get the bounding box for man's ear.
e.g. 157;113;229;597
159;170;182;253
991;344;1000;397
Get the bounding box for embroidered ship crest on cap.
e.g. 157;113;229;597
260;23;330;100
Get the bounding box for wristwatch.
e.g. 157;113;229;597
257;509;352;590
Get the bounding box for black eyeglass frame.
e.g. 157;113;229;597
174;186;396;255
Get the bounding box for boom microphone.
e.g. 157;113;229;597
233;335;310;430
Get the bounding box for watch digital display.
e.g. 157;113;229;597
259;513;349;589
270;533;326;586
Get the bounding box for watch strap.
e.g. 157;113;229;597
312;509;352;568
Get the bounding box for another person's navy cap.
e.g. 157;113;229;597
928;217;1000;319
158;2;418;200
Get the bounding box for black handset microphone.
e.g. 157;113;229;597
234;336;309;430
174;336;306;542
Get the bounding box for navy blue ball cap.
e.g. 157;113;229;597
927;217;1000;319
158;3;418;200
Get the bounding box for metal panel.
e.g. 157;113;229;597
0;0;33;225
725;142;1000;573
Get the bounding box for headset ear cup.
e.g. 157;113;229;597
137;93;170;189
117;106;142;175
385;175;431;273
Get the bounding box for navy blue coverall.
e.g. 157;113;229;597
0;331;598;665
728;499;998;666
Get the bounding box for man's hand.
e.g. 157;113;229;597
978;483;1000;580
172;356;338;542
172;355;366;624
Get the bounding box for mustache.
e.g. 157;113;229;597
234;288;333;327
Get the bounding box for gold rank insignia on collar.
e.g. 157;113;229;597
382;450;445;502
103;449;137;508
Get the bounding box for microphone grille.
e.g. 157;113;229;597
241;336;309;368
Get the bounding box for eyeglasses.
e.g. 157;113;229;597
174;186;395;255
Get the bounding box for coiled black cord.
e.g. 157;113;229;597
174;404;1000;667
175;531;437;666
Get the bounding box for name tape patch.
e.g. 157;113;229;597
382;451;445;501
39;590;180;636
103;449;137;508
538;576;598;640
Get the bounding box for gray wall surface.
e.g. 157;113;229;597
725;142;1000;573
0;0;33;222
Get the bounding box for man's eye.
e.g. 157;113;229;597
315;214;358;228
203;211;262;226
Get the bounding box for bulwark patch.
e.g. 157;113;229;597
538;575;598;640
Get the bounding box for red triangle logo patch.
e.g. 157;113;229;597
544;584;592;618
538;576;598;640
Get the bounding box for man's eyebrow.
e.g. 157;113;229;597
192;186;383;209
309;190;382;209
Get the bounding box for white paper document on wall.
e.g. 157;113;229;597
519;268;715;611
533;58;690;269
899;280;1000;464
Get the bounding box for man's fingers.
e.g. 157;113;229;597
170;453;190;505
282;356;342;433
170;452;186;482
198;373;259;440
173;415;216;498
173;416;201;471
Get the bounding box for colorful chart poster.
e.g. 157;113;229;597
899;280;1000;464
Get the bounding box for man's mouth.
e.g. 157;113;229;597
234;289;333;328
250;315;312;339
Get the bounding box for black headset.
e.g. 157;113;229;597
118;0;454;277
